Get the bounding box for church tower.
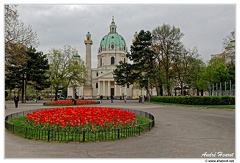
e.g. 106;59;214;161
84;32;93;97
132;31;138;43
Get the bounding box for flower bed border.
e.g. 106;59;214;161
5;108;154;143
43;99;100;106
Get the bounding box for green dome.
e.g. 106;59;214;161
99;17;127;52
100;33;126;51
73;53;80;58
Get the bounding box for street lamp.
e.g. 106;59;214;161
147;78;150;102
22;73;26;103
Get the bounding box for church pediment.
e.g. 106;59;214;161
98;72;114;79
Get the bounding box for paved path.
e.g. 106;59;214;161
4;100;235;158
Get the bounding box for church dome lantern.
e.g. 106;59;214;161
85;31;93;45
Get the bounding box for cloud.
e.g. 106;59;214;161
17;4;235;67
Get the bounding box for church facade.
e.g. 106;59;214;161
67;17;147;99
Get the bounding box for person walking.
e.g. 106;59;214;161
123;95;127;103
110;95;114;103
13;93;19;108
139;96;142;103
100;95;103;103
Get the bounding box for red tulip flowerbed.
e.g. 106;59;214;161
27;107;137;131
44;99;99;106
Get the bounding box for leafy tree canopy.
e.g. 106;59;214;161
48;45;87;100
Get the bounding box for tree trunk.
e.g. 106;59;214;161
154;78;160;96
197;88;199;96
21;79;24;103
166;74;171;96
55;89;58;101
165;57;171;96
145;87;151;102
160;85;163;96
180;82;183;95
9;89;12;99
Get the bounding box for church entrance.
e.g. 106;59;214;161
110;81;115;96
111;88;114;96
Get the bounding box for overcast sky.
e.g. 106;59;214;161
16;4;235;68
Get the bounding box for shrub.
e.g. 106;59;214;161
150;96;235;105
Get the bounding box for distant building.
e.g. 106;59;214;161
67;17;149;99
211;40;235;63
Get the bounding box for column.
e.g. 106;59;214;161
108;81;110;96
120;86;122;95
98;81;100;95
103;81;105;96
125;86;127;95
101;81;102;96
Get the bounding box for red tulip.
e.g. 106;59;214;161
27;107;136;131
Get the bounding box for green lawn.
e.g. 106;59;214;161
6;115;152;142
151;101;235;109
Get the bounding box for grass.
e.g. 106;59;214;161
151;101;235;109
137;115;151;124
6;115;152;142
8;116;34;128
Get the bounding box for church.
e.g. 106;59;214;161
67;17;147;99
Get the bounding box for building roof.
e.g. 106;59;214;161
99;17;127;52
73;53;80;58
225;40;235;50
100;33;126;50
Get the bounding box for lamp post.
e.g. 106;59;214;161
148;77;150;102
22;73;26;103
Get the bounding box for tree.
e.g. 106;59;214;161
172;47;202;95
128;30;155;97
223;30;235;50
5;5;39;99
5;43;28;100
226;59;235;84
48;45;87;100
67;56;87;98
5;43;27;89
189;58;207;96
114;30;156;98
206;57;230;84
113;61;136;87
152;24;184;96
5;46;50;101
5;5;39;50
5;5;39;70
25;47;50;100
223;30;235;84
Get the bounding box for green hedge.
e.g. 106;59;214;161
150;96;235;105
